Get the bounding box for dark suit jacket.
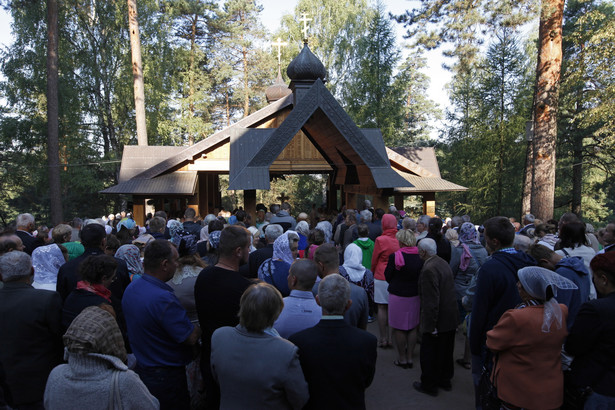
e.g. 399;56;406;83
15;230;42;255
0;282;63;405
289;319;377;410
248;244;274;278
419;255;459;334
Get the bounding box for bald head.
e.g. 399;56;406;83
288;259;318;291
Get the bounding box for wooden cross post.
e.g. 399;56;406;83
277;192;290;203
299;13;312;43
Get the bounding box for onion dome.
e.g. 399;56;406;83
286;43;327;82
265;69;292;103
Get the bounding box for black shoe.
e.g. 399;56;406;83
413;381;438;397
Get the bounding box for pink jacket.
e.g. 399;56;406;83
371;214;399;281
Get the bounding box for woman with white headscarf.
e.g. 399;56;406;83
32;243;67;290
486;266;577;410
257;231;299;297
339;243;374;304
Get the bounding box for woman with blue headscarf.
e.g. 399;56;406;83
257;231;299;297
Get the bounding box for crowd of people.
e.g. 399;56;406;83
0;203;613;410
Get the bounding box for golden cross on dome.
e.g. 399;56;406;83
272;37;288;67
299;13;312;43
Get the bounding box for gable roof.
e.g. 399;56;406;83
228;78;411;190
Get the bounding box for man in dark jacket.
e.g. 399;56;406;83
289;274;377;410
413;238;459;396
469;216;536;408
0;251;63;409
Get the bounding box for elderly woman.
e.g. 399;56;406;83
383;229;423;368
167;235;205;325
258;231;299;297
340;243;375;306
32;243;67;290
115;244;144;281
565;252;615;408
486;266;577;410
211;283;309;409
295;221;310;257
44;306;159;409
371;214;399;348
306;228;325;260
450;223;489;368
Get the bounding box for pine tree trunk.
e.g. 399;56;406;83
530;0;564;221
522;137;533;214
127;0;147;146
47;0;63;225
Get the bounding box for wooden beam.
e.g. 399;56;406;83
394;194;404;211
132;196;146;227
244;189;256;219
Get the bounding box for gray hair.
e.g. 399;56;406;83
16;213;35;228
402;217;416;231
418;238;437;256
265;224;284;241
359;209;372;223
514;234;532;253
524;213;535;224
417;215;431;226
462;215;471;223
0;251;32;282
204;214;217;225
451;216;463;228
318;274;351;316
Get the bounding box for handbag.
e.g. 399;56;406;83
478;353;501;410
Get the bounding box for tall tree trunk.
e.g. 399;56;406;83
47;0;63;225
530;0;564;221
127;0;147;145
522;136;533;214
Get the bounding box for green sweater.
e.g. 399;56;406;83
353;238;375;270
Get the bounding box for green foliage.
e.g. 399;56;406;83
438;30;534;222
556;0;615;222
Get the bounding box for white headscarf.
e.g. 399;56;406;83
32;244;65;289
316;221;333;244
273;231;298;265
343;243;366;282
517;266;578;332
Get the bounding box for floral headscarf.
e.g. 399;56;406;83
168;220;184;241
273;231;298;265
208;230;221;249
459;222;479;244
32;244;65;286
115;245;143;277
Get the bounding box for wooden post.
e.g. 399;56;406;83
327;174;337;211
132;196;146;227
198;173;209;217
127;0;147;145
394;193;404;211
244;190;256;219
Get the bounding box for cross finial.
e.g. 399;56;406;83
299;13;312;43
277;192;290;203
272;37;288;67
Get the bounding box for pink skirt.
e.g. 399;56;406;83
388;294;420;331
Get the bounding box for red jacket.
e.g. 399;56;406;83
371;214;399;281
